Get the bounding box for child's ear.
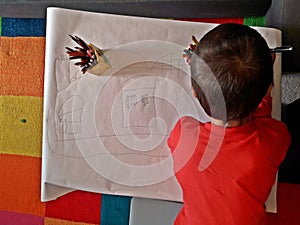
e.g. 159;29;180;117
271;53;276;65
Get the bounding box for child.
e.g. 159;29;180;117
168;23;291;225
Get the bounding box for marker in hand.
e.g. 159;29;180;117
270;46;293;53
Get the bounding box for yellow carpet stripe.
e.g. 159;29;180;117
0;95;43;157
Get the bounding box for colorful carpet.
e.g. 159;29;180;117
0;16;299;225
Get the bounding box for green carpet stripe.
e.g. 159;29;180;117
0;17;2;35
244;16;265;27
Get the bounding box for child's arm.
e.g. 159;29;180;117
168;119;182;154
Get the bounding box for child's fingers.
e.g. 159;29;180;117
182;35;198;66
189;44;197;51
182;54;191;66
182;53;190;60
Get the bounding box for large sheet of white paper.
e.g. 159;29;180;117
42;7;282;212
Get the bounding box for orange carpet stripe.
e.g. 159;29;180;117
44;217;98;225
0;37;45;97
0;154;45;216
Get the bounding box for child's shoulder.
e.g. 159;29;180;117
168;116;203;153
175;116;203;129
257;117;289;135
180;116;200;123
255;117;291;149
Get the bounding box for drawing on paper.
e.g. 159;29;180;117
47;38;201;168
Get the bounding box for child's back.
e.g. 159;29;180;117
168;23;291;225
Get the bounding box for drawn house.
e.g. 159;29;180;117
58;95;84;135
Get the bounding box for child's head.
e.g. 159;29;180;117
191;23;273;122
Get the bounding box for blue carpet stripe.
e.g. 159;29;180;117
1;18;46;36
100;194;132;225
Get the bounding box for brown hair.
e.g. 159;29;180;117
191;23;273;122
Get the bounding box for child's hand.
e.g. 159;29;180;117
182;35;199;66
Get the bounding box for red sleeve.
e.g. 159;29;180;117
276;126;291;166
251;95;272;119
168;118;182;153
268;120;291;166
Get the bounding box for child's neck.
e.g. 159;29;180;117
211;117;250;128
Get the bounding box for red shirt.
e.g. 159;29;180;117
168;97;291;225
